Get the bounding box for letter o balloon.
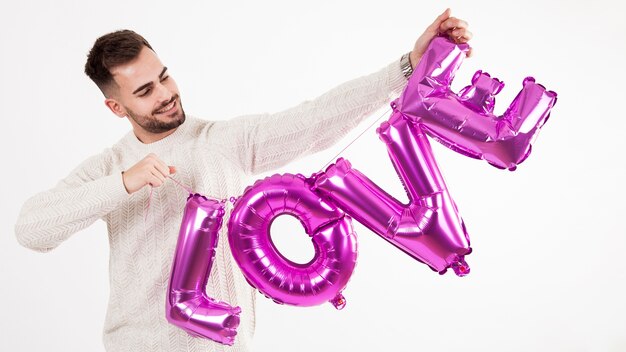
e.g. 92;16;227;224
228;173;357;309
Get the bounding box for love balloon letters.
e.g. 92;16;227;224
166;37;557;344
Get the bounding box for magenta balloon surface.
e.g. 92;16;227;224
399;36;557;170
228;174;357;308
166;194;241;345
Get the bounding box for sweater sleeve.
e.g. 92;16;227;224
214;59;407;176
15;151;129;253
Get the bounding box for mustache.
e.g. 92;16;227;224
153;95;179;113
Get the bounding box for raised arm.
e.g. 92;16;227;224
215;60;407;176
214;9;472;176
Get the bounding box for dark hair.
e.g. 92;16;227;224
84;29;154;96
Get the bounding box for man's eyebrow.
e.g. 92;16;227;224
132;67;168;95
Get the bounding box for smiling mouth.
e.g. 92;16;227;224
154;98;177;114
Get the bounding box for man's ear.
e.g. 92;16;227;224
104;98;127;118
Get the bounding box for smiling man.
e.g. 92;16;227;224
15;8;472;352
95;38;186;143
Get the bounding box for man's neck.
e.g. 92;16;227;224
133;126;178;144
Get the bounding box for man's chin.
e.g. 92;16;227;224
140;116;184;134
127;104;186;134
155;110;185;127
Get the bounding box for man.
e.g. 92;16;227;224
15;8;471;351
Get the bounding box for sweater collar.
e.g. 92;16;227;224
123;115;194;152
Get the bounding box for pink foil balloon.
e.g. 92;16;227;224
228;174;357;309
166;194;241;345
401;36;557;170
313;112;470;275
166;36;558;343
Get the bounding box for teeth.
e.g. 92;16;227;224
156;100;175;113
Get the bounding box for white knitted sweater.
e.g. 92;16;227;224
15;60;407;351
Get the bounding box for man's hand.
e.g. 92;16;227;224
410;8;473;69
122;153;176;194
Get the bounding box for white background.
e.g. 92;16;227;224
1;0;625;351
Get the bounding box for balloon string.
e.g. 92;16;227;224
319;107;391;172
167;175;194;194
166;174;237;205
145;106;390;217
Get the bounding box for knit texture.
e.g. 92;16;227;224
15;60;407;351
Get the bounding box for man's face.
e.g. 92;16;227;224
108;46;185;135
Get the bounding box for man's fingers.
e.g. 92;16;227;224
427;8;451;32
440;17;469;32
154;159;170;177
144;153;170;177
150;168;166;183
148;174;164;188
451;28;473;42
123;154;174;194
153;163;170;178
436;8;451;22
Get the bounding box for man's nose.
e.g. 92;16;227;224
155;82;172;103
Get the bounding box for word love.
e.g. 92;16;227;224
166;37;558;345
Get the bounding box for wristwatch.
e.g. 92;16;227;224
400;52;413;79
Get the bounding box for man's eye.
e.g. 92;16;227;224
161;76;169;82
139;88;151;97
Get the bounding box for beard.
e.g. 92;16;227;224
126;95;186;134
